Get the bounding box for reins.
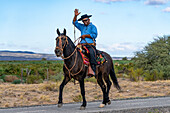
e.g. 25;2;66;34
56;36;84;79
55;35;96;80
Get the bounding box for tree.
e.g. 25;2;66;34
133;36;170;80
122;57;128;60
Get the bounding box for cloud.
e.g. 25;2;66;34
100;12;108;15
162;7;170;12
94;0;127;3
0;43;5;46
0;42;38;52
144;0;167;5
94;0;169;6
97;42;145;57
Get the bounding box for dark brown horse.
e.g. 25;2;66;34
55;29;121;110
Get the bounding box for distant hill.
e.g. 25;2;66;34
112;57;132;60
0;50;61;61
0;50;131;61
0;50;35;54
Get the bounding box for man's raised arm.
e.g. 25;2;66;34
73;9;81;23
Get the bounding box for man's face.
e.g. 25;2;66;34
82;18;90;26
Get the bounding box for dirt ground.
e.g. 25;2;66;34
0;78;170;108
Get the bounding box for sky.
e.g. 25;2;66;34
0;0;170;57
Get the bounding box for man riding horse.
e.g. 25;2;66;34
73;9;97;78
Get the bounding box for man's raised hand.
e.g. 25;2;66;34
74;9;81;16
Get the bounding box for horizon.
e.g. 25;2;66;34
0;0;170;57
0;50;133;58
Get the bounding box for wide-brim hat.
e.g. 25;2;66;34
78;14;92;21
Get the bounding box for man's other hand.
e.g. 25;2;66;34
80;35;85;39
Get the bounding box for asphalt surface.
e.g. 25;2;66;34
0;97;170;113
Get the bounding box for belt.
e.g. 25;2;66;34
80;43;96;46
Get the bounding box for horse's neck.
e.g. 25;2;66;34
63;39;77;66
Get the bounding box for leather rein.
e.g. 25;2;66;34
55;36;84;79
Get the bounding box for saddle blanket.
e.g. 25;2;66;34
79;46;107;65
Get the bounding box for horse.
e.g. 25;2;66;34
54;29;121;110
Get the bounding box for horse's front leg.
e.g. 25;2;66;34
58;76;70;108
79;79;86;110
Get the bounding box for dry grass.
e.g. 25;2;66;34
0;78;169;108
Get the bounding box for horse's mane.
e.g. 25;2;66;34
66;36;76;48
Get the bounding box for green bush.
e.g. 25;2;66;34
50;72;63;82
12;79;22;84
128;68;144;81
84;77;96;83
133;36;170;80
0;75;6;82
26;75;43;84
144;70;164;81
0;68;4;76
73;95;82;102
0;60;64;83
4;75;19;82
0;79;4;83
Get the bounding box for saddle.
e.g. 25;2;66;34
79;45;107;65
78;45;107;76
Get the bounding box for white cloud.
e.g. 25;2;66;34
94;0;169;6
0;42;42;53
94;0;127;3
144;0;167;5
162;7;170;12
97;42;145;57
0;43;5;46
94;0;111;3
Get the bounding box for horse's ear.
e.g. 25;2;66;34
63;28;66;36
56;29;60;36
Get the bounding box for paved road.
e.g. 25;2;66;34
0;97;170;113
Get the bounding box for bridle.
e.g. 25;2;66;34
55;35;84;79
55;35;68;58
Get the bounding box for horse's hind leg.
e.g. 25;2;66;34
97;73;108;106
104;74;112;105
58;76;70;107
79;79;86;110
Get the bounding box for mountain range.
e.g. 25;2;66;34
0;50;61;61
0;50;131;61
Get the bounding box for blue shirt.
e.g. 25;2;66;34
73;20;98;44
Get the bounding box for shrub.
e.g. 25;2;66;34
0;68;4;76
0;79;4;83
73;95;82;102
50;72;63;82
128;68;144;81
12;79;21;84
133;36;170;80
0;75;6;82
84;77;96;83
4;75;19;82
40;83;59;91
144;70;164;81
26;75;43;84
122;57;128;60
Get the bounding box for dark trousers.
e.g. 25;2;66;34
84;45;97;73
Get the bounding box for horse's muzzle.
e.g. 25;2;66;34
54;49;62;57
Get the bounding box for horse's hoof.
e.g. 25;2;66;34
99;104;105;108
80;106;86;110
58;103;63;108
107;100;111;105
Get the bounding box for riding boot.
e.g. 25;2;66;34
91;64;96;78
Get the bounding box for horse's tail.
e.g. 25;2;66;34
110;65;121;91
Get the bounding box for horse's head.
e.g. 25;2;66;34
54;28;68;57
